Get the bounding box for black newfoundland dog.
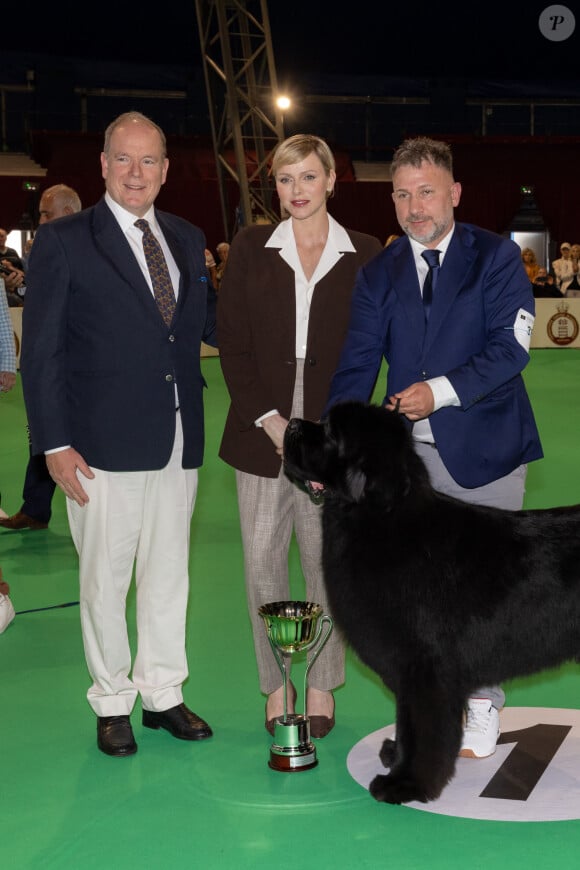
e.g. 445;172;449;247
283;400;580;806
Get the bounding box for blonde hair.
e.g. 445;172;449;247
271;134;336;179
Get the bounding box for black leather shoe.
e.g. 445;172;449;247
142;703;213;740
97;715;137;756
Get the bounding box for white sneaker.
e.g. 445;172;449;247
459;697;500;758
0;593;15;633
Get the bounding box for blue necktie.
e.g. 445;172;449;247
421;249;441;321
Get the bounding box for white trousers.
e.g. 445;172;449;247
67;412;198;717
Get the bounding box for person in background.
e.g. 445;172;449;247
218;133;382;738
560;242;580;296
0;269;16;394
215;241;230;287
1;260;25;307
385;233;400;247
550;242;573;290
0;228;24;271
1;185;82;532
531;266;561;298
205;248;218;286
521;247;540;284
324;136;543;760
20;111;217;757
0;283;17;633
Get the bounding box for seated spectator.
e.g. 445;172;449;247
532;267;562;298
551;242;574;289
561;243;580;297
215;242;230;288
205;248;218;286
0;228;24;271
521;247;540;284
1;260;25;306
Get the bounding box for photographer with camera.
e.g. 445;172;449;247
0;260;25;307
531;267;562;298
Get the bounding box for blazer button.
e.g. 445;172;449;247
308;357;317;366
165;374;174;382
169;334;175;342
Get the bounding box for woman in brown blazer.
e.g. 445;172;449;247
218;134;382;737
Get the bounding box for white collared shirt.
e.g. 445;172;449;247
265;214;355;358
105;192;180;300
256;215;355;426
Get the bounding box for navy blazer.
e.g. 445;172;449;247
21;197;217;471
325;223;543;488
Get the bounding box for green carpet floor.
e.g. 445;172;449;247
1;350;580;869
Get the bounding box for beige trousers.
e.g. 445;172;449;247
236;360;345;695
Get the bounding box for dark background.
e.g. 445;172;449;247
1;3;579;249
6;3;578;80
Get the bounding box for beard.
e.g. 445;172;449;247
403;215;451;246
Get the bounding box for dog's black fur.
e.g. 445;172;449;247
283;401;580;805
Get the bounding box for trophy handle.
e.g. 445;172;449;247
303;614;333;715
265;631;290;721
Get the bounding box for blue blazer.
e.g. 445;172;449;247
21;197;217;471
325;223;543;488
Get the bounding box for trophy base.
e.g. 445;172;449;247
268;714;318;773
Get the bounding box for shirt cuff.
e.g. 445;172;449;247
255;410;279;428
427;376;460;412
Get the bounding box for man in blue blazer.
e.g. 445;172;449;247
21;112;218;756
325;136;543;760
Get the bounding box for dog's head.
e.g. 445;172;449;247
283;401;427;508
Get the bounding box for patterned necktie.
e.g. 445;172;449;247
421;249;441;321
134;218;176;325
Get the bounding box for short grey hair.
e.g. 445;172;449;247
42;184;82;213
103;111;167;158
391;137;454;177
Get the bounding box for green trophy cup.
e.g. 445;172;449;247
258;600;333;772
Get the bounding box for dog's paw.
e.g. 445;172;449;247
378;737;396;768
369;773;432;805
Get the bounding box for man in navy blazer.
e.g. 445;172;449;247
21;112;218;756
325;136;543;760
1;184;82;532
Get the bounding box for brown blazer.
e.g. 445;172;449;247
218;222;382;477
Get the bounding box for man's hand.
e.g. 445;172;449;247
46;448;95;506
0;371;16;392
1;261;24;292
386;382;435;421
261;413;289;456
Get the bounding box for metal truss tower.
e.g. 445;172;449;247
195;0;285;240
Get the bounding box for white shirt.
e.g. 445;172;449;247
105;192;180;299
256;215;355;425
